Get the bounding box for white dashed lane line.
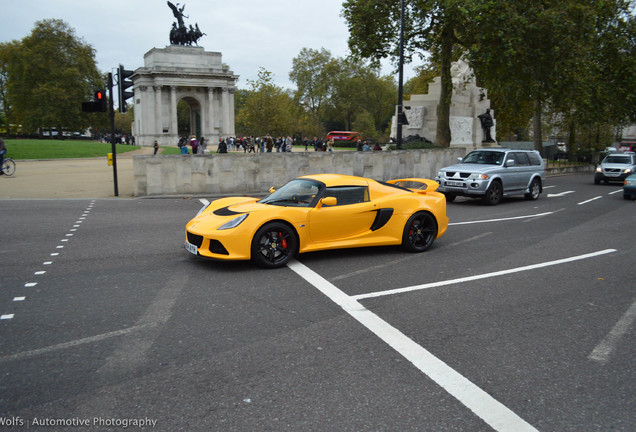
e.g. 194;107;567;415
1;200;96;322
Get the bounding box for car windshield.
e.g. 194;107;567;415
461;150;505;165
603;155;631;164
259;179;321;207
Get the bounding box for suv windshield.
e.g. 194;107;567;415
259;179;321;207
462;150;505;165
603;155;631;164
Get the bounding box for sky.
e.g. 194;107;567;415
1;0;416;90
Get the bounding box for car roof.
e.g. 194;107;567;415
299;173;371;187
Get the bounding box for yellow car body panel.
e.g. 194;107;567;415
185;174;448;265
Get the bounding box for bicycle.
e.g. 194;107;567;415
1;157;16;176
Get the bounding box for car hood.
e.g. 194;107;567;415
439;163;503;174
601;162;634;169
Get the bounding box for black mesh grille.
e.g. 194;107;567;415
209;240;229;255
187;232;203;247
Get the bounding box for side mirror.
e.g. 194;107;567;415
457;157;463;163
269;186;276;194
505;159;515;167
320;196;337;207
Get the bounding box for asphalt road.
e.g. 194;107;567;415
0;174;634;431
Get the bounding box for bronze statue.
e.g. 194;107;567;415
478;109;495;143
167;1;206;46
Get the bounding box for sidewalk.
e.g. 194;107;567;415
0;147;156;199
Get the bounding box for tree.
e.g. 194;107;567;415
462;0;636;153
4;19;103;136
343;0;467;147
289;48;334;126
236;68;295;137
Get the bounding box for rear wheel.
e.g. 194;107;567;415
402;212;437;252
524;178;541;200
251;222;297;268
482;181;503;205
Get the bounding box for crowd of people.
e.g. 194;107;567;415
175;135;383;154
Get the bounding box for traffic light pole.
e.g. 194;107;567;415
107;72;119;197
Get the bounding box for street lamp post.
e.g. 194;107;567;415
396;0;406;150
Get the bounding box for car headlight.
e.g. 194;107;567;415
468;173;488;180
596;167;602;173
218;214;248;230
623;168;633;174
437;171;444;178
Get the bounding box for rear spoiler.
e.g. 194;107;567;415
387;178;440;193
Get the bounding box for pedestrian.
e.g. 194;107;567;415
363;141;371;151
153;140;159;156
190;135;199;154
356;138;363;151
286;136;293;152
373;143;382;151
327;138;334;152
0;136;7;175
266;135;274;152
217;138;228;153
199;136;207;153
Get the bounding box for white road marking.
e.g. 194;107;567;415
578;196;602;205
588;299;636;363
13;297;25;302
1;315;14;320
288;260;539;432
608;189;622;195
25;283;37;288
35;271;46;275
0;323;156;363
354;249;617;301
450;212;553;226
547;191;575;197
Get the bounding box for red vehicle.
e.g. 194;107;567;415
326;131;363;147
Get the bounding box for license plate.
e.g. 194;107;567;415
446;180;464;187
185;241;198;255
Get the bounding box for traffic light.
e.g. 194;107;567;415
117;64;134;113
81;89;108;113
95;90;107;112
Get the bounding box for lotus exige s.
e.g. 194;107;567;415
185;174;448;268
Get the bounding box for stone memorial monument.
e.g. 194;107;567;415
391;57;496;149
130;3;238;147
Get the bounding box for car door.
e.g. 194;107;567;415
503;152;529;192
308;186;377;243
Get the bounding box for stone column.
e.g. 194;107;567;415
154;86;162;141
222;87;230;136
170;86;178;141
145;86;155;147
228;88;236;136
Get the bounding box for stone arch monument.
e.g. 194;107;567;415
131;45;239;147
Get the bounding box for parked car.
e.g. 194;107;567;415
435;148;545;205
623;173;636;200
185;174;448;268
594;152;636;184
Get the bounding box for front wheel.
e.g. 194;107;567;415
402;212;437;253
2;158;16;176
482;181;503;205
251;222;298;268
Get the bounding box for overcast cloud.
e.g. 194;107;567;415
2;0;415;90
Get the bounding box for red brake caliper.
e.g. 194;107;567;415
280;232;287;249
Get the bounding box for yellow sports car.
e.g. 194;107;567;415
185;174;448;268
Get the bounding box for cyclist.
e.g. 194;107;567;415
0;136;6;175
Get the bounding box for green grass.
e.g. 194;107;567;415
4;139;140;160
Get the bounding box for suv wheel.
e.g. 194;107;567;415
524;178;541;200
482;181;503;205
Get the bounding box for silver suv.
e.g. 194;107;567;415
435;148;545;205
594;152;636;184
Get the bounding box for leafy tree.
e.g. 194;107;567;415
4;19;103;136
289;48;334;126
463;0;636;152
343;0;467;147
236;68;295;137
